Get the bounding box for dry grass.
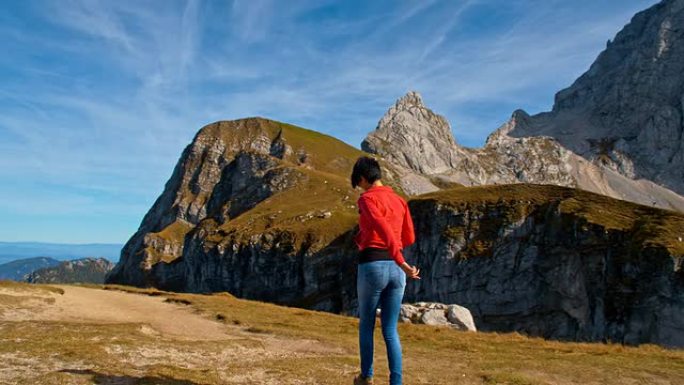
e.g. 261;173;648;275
0;279;64;295
3;282;680;384
216;169;359;248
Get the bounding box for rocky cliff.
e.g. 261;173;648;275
109;137;684;345
363;0;684;211
104;118;684;346
404;184;684;347
505;0;684;195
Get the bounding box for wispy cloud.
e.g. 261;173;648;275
0;0;659;243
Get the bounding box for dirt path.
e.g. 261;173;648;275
0;284;233;341
0;283;353;384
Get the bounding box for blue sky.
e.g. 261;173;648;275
0;0;658;244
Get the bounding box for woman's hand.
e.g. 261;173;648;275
400;262;421;280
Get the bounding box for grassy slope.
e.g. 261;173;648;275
1;280;683;385
414;184;684;255
214;168;360;248
149;117;410;254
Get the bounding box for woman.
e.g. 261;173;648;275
351;156;421;385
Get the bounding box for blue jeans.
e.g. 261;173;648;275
357;260;406;385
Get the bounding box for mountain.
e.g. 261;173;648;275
105;116;684;346
106;118;412;311
0;257;61;281
25;257;114;284
0;242;122;264
505;0;684;196
363;0;684;211
363;91;684;212
107;1;684;346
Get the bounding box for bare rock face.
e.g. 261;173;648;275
362;92;464;175
106;116;684;348
362;1;684;211
507;0;684;196
404;185;684;347
105;0;684;350
363;92;684;212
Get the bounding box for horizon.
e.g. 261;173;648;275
1;0;659;244
0;241;123;263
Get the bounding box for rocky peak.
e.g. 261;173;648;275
362;91;463;175
390;90;425;111
507;0;684;195
485;109;532;147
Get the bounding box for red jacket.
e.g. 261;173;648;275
354;185;416;265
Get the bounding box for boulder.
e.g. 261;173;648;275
399;302;477;331
420;309;449;326
447;304;477;332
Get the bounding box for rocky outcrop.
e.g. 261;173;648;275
109;129;684;347
403;184;684;347
26;257;114;284
363;92;684;212
506;0;684;196
362;92;464;175
399;302;477;331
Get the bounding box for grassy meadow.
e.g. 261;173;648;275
1;280;683;384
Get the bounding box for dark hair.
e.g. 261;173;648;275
351;156;382;188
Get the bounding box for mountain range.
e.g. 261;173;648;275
0;242;122;265
25;257;114;284
0;257;60;281
106;0;684;347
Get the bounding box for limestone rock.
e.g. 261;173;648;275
399;302;477;330
420;308;449;326
399;304;420;323
363;92;684;212
404;185;684;347
447;304;477;332
105;1;684;349
362;91;463;175
506;0;684;197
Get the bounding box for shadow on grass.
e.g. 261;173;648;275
59;368;202;385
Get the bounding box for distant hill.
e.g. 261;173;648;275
0;257;61;281
0;242;122;264
25;257;115;284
